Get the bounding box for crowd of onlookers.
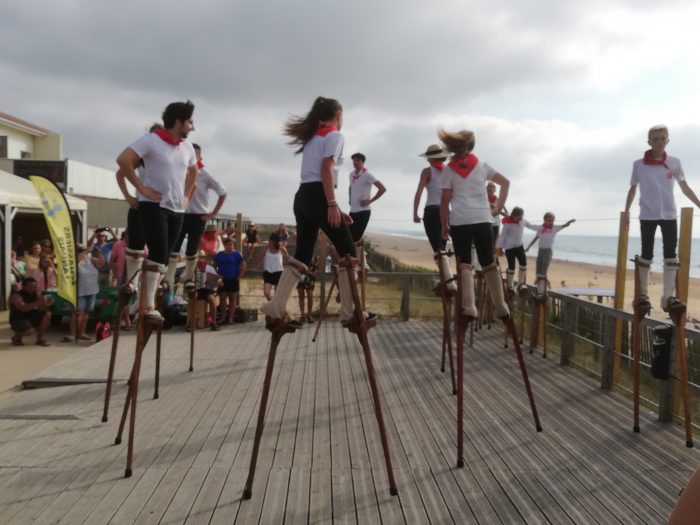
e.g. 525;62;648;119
7;221;307;345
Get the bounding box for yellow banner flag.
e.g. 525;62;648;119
29;176;77;308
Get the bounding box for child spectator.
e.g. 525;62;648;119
195;251;221;331
297;255;319;323
214;237;247;325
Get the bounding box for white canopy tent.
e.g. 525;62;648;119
0;169;87;308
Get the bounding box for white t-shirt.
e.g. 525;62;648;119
186;167;227;215
425;166;446;207
525;223;564;249
263;249;284;273
496;220;532;250
630;156;685;220
299;131;344;184
349;169;377;212
129;133;197;213
442;161;496;225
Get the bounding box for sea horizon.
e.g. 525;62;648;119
369;228;700;279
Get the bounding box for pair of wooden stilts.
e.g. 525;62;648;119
435;254;543;468
631;258;694;447
243;254;398;498
102;268;197;477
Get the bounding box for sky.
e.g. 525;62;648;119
2;0;700;237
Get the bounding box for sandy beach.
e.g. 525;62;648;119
365;232;700;322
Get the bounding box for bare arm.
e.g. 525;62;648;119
413;168;431;222
322;157;341;228
116;147;161;204
623;184;637;231
679;180;700;208
525;236;539;252
238;260;247;280
10;293;46;312
490;173;509;214
202;193;227;221
440;188;452;240
361;179;386;208
183;165;198;208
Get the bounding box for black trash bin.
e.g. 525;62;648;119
651;324;673;379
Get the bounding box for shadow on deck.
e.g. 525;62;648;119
0;319;696;524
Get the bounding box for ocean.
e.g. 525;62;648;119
372;229;700;278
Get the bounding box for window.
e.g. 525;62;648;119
20;151;31;159
0;136;7;158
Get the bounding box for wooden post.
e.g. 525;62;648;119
600;315;617;390
613;211;629;383
560;300;576;366
236;213;243;252
318;232;329;308
659;329;679;423
672;207;693;418
401;277;410;321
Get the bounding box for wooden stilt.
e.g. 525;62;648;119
102;280;136;423
454;262;473;468
435;251;456;395
631;257;650;434
312;269;337;343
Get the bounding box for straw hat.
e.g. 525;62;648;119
418;144;447;159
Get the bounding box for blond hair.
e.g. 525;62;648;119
437;128;475;157
648;124;669;140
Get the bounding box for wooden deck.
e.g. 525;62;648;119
0;319;697;524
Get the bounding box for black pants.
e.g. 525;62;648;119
491;225;499;250
126;207;146;251
450;223;494;267
423;205;446;252
173;213;206;256
505;245;526;270
137;202;184;265
293;182;356;266
640;219;677;260
349;210;371;243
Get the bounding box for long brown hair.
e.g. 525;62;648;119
437;128;475;158
284;97;342;154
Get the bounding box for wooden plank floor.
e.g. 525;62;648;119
0;319;697;524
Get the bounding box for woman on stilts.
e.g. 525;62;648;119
261;96;373;329
525;212;575;298
414;144;457;292
438;129;510;319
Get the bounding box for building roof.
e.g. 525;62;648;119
0;111;50;137
0;169;87;211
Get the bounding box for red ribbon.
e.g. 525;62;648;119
351;167;366;181
429;160;445;171
643;150;672;179
502;217;520;225
197;161;204;170
540;224;552;233
154;128;183;146
316;123;338;137
448;154;479;179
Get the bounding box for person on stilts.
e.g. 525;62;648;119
414;144;458;293
525;212;575;299
623;124;700;314
496;207;531;296
116;101;198;320
172;143;227;293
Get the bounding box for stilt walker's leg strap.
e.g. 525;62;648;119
483;263;510;319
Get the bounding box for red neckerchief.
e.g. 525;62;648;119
154;128;183;146
351;167;367;181
540;224;553;233
429;160;445;171
448;154;479;179
316;123;338;137
197;160;204;170
502;217;521;225
643;150;672;179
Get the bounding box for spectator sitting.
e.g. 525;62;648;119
276;223;289;245
195;250;221;331
9;277;52;346
244;222;258;256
